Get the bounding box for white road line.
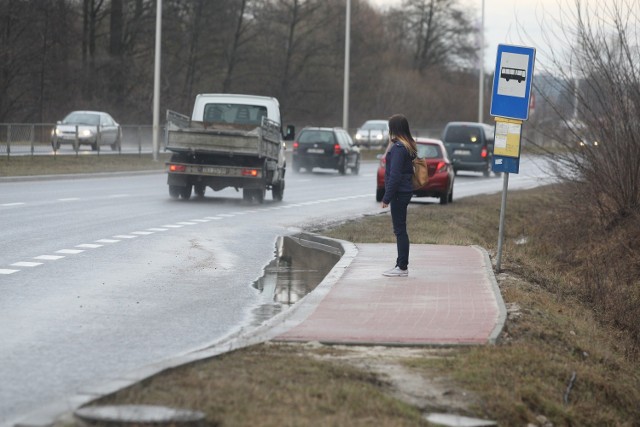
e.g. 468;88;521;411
113;235;138;239
176;222;197;225
56;249;85;254
11;262;42;267
218;214;235;218
96;239;120;243
76;244;103;249
203;217;222;220
162;224;183;228
131;231;154;235
0;269;19;274
107;194;129;198
58;198;80;202
34;255;65;260
1;202;25;207
147;228;168;231
190;219;210;222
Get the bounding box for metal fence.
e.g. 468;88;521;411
0;124;164;157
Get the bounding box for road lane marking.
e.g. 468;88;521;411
203;217;222;220
96;239;120;243
56;249;85;254
34;255;65;260
58;198;81;202
76;244;103;248
162;224;183;228
131;231;154;235
218;214;235;217
147;228;168;231
1;202;26;207
11;262;42;267
0;269;19;274
190;219;210;222
177;221;197;225
113;235;138;239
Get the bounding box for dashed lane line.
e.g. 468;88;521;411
11;262;43;267
34;255;65;261
96;239;120;243
147;228;169;231
76;244;103;249
0;269;19;274
113;235;138;239
176;222;197;225
162;224;183;228
1;202;25;207
56;249;85;255
131;231;154;235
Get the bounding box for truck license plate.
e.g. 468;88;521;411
200;166;227;175
454;149;471;155
307;148;325;154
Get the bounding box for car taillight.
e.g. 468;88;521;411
436;161;447;173
292;141;299;151
169;164;186;172
481;147;488;158
334;144;342;155
242;168;259;177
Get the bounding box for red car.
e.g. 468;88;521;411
376;137;455;204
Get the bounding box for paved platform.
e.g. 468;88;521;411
275;243;506;346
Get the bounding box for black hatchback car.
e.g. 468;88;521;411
292;127;361;175
441;121;500;177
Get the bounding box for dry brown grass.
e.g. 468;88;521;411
0;153;169;176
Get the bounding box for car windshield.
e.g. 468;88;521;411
203;103;267;126
63;113;100;126
361;122;387;131
298;130;335;144
417;144;442;159
444;126;482;143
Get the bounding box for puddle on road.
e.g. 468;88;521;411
250;235;341;326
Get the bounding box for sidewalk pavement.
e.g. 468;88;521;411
275;243;506;346
13;240;506;427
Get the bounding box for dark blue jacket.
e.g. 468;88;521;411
383;140;414;204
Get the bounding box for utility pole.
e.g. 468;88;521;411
152;0;162;161
342;0;351;131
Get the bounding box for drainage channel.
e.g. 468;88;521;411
250;234;342;327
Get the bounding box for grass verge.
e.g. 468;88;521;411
0;153;169;177
58;184;639;426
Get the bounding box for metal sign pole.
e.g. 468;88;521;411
496;172;509;272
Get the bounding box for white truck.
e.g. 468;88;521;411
165;94;293;203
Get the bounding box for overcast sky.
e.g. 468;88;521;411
366;0;570;70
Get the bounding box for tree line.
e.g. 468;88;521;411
0;0;481;131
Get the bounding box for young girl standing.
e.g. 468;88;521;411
381;114;417;277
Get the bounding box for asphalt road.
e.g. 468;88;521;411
0;157;553;425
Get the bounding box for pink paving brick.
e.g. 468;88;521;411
275;243;506;346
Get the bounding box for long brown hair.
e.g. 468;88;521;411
388;114;417;157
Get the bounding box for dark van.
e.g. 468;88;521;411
441;122;500;177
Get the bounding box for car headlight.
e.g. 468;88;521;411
81;129;93;137
375;134;383;140
54;128;62;136
355;134;362;139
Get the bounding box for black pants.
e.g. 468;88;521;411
390;191;412;270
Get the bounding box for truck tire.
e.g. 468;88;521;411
272;181;284;201
194;184;206;198
179;185;192;200
169;185;181;199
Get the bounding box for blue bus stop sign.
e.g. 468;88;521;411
490;44;536;120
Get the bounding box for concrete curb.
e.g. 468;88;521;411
11;233;358;427
472;245;507;345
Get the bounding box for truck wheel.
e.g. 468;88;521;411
179;185;192;200
169;185;181;199
255;188;265;204
194;184;206;198
272;181;285;201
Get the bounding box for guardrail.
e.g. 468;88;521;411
0;124;164;157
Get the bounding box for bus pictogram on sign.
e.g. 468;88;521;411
500;67;526;83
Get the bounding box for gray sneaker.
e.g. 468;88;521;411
382;266;408;277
